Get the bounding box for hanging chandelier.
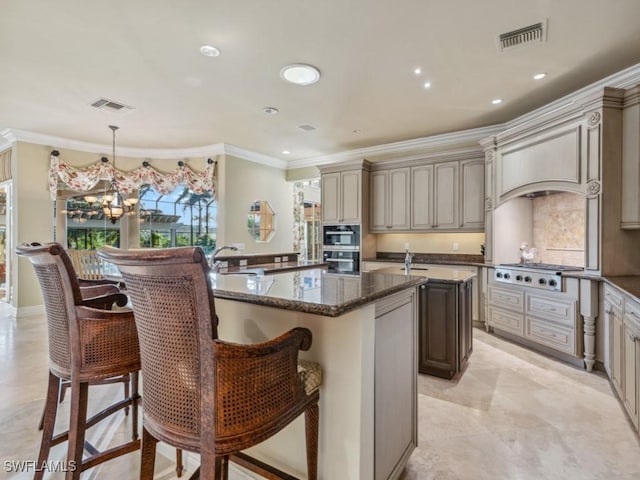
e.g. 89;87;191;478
98;125;138;224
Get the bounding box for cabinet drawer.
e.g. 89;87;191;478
525;317;576;355
604;285;624;310
526;294;576;327
488;286;524;312
488;306;524;336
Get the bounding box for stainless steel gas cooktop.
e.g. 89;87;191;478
498;263;584;272
494;263;583;291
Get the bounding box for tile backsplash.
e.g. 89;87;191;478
532;192;585;266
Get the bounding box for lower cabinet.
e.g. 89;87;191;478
605;283;640;433
418;279;472;379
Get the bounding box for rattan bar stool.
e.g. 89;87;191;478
99;246;321;480
17;242;141;480
36;280;132;430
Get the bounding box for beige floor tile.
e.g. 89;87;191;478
2;306;640;479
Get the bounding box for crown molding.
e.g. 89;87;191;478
286;124;505;169
223;144;288;169
0;128;287;167
501;62;640;135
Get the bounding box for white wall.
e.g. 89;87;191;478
218;155;294;254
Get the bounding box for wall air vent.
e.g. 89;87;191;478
90;97;134;113
297;124;317;132
498;21;547;52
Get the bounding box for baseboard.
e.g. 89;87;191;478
15;304;45;318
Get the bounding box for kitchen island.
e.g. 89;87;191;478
208;268;426;480
377;266;476;379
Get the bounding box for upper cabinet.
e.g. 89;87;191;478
320;160;370;224
460;159;485;229
369;156;484;233
370;168;410;231
433;161;459;229
622;85;640;229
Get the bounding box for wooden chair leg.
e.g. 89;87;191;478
38;377;64;430
35;372;61;480
214;456;229;480
130;372;139;441
176;449;184;477
65;381;89;480
305;404;319;480
124;373;131;416
140;427;158;480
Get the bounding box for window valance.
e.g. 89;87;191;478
48;151;217;201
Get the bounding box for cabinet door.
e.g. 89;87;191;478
321;173;340;223
623;320;639;427
419;282;457;378
459;280;473;367
340;170;361;223
389;168;410;229
370;171;388;231
411;165;434;229
609;303;624;398
460;159;485;229
434;161;459;229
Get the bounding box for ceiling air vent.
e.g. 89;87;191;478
90;97;134;113
297;123;317;132
498;21;546;52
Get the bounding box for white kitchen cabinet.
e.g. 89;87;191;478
321;169;362;224
370;168;410;231
487;272;581;359
460;159;485;229
604;283;640;433
434;161;459;229
605;286;624;397
621;85;640;229
411;164;434;230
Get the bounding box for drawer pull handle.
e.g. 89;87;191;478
628;333;638;342
605;309;613;315
629;311;639;319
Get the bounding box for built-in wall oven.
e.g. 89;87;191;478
322;224;360;248
322;249;360;274
322;224;360;274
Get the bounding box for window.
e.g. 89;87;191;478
64;185;217;254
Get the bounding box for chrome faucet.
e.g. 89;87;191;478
210;245;238;272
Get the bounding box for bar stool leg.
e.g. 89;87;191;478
65;381;89;480
35;372;61;480
305;404;319;480
140;427;158;480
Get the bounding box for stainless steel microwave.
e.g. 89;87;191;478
322;224;360;249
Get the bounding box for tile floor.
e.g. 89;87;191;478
1;304;639;479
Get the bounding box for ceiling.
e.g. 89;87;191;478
2;0;640;165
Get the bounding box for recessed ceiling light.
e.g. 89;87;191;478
423;81;431;89
491;98;503;105
533;72;547;80
280;64;321;86
263;107;279;115
282;150;291;155
414;67;422;75
199;45;220;57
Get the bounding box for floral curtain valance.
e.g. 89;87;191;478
48;151;217;200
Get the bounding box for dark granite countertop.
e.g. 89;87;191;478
363;253;485;267
220;261;328;275
603;276;640;301
375;265;476;284
211;268;427;317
